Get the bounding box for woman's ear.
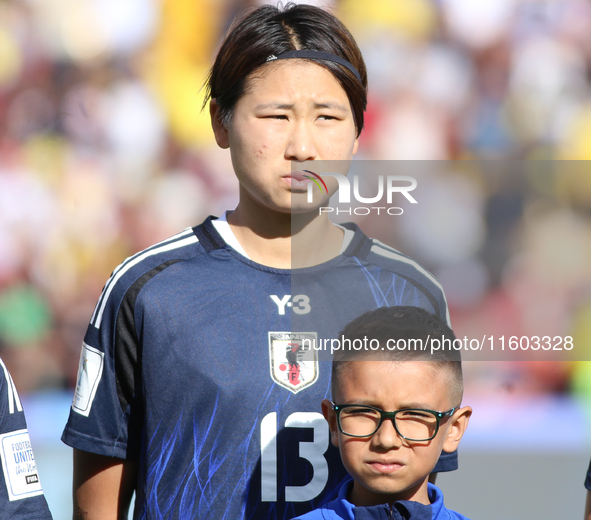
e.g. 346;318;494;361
442;406;472;453
210;99;230;149
321;399;340;448
352;136;359;156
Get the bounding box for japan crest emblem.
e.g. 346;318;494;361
268;332;318;393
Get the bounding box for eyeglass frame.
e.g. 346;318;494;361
331;402;458;441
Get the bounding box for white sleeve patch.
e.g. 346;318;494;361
0;429;44;501
72;342;104;417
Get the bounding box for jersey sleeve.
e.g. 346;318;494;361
61;265;141;460
364;237;451;328
61;230;199;460
0;358;53;519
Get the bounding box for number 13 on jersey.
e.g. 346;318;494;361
260;412;329;502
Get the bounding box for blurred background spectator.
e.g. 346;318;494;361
1;0;591;517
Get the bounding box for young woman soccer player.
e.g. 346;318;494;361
62;4;453;519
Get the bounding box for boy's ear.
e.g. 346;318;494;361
210;99;230;149
321;399;340;448
442;405;472;453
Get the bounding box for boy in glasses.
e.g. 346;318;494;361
295;306;472;519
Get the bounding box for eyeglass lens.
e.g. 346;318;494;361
339;406;438;440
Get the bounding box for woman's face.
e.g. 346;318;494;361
211;60;359;215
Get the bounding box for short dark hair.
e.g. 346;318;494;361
332;306;464;404
204;3;368;135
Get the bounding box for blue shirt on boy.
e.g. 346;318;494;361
292;480;471;520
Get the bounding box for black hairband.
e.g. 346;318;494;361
265;50;362;83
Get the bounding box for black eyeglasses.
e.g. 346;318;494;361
332;403;457;441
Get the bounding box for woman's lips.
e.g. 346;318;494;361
285;171;312;191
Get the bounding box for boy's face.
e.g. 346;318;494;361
322;360;471;507
210;60;359;215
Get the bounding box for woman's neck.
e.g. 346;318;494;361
227;203;344;269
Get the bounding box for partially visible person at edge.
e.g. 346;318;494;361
62;3;455;519
0;357;54;519
584;460;591;520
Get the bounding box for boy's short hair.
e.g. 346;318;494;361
332;306;463;405
204;2;368;135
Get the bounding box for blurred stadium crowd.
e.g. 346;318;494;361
0;0;591;409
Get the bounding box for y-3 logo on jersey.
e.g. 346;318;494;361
270;295;311;315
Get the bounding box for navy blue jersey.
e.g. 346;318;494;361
62;216;453;519
0;358;53;519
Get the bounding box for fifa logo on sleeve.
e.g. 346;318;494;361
72;343;104;417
